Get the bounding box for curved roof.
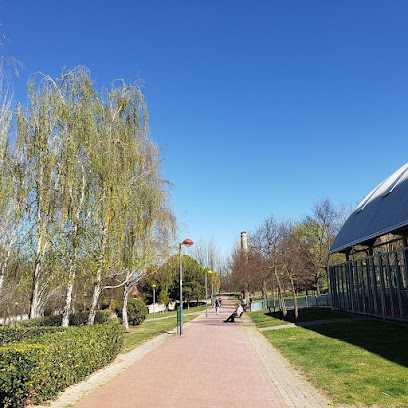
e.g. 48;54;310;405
330;162;408;254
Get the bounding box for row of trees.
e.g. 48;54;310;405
228;199;349;317
0;67;175;330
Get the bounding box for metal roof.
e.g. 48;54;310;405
329;162;408;254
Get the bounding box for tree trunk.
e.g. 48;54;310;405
282;279;287;297
61;267;75;327
271;279;276;313
0;240;13;296
0;262;6;295
278;289;287;317
88;226;107;325
87;280;101;325
262;279;267;310
290;277;298;319
62;172;86;327
244;286;250;307
274;269;287;317
62;231;79;327
0;272;3;296
30;241;43;319
122;282;130;333
30;210;49;319
316;278;321;296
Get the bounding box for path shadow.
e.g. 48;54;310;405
298;318;408;369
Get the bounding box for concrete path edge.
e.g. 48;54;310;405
243;315;331;408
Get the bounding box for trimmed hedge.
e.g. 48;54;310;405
0;319;123;407
19;309;114;327
114;298;147;326
0;327;65;345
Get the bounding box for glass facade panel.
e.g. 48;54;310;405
330;247;408;322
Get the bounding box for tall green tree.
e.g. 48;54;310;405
0;50;24;296
56;68;101;326
86;81;175;327
17;76;62;318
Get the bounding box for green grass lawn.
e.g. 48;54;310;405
146;305;206;319
122;314;199;353
248;307;351;328
258;318;408;407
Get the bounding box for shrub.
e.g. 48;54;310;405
20;314;62;327
0;319;123;407
0;327;65;345
115;298;147;326
67;309;114;326
20;309;114;327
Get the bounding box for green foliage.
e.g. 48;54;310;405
19;309;114;327
0;327;65;345
68;309;114;326
2;66;174;324
158;287;170;305
19;314;62;327
0;319;123;407
115;298;147;326
146;255;206;303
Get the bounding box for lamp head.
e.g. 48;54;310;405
152;284;156;288
207;270;213;275
181;238;193;247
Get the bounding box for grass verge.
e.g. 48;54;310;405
258;318;408;407
122;314;199;353
248;307;351;328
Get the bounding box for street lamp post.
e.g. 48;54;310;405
179;238;193;335
211;280;215;307
152;284;156;319
206;270;213;318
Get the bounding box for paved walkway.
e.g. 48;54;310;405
37;296;331;408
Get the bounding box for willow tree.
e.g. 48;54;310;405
0;143;26;297
0;66;22;295
116;171;174;332
56;68;101;326
17;77;62;318
86;82;174;326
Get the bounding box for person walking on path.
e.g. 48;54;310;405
215;298;220;314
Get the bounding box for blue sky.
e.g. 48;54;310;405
2;1;408;255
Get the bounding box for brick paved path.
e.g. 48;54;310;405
41;296;332;408
73;296;286;408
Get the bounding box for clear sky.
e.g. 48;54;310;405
2;1;408;255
